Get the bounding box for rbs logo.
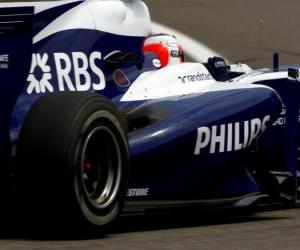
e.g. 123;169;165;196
27;52;105;94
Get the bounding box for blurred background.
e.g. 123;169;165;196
0;0;299;68
144;0;300;68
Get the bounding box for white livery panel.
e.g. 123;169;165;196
121;63;275;101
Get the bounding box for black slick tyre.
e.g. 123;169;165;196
17;92;129;229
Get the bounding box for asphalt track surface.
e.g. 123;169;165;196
0;206;300;250
1;0;300;249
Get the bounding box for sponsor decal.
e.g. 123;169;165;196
194;115;271;154
0;54;9;69
0;54;9;62
26;51;105;94
171;50;180;58
214;60;226;68
27;54;53;94
178;72;212;84
272;105;300;126
127;188;150;197
272;106;286;126
152;58;161;68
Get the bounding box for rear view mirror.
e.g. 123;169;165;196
103;51;139;71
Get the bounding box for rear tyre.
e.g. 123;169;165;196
17;92;129;229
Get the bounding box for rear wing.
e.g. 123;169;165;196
0;7;33;171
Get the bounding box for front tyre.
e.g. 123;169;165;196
17;92;129;228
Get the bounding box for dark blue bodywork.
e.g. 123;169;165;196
0;7;33;187
127;88;282;199
1;3;299;209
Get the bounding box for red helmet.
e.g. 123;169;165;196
143;34;184;68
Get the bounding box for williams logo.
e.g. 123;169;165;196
26;52;106;94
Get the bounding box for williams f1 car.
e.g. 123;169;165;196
0;0;299;229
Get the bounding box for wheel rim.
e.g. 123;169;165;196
81;125;122;210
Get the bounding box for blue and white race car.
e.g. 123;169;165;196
0;0;299;229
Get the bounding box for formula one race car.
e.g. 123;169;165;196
0;0;299;229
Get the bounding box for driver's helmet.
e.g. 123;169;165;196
143;33;184;68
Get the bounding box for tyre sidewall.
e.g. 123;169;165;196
69;103;129;226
